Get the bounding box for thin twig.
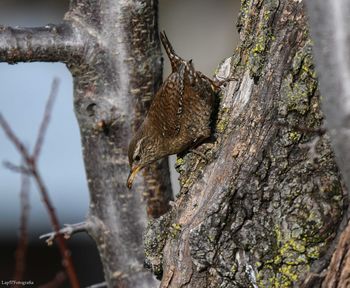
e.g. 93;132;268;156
12;169;30;287
40;222;89;245
0;79;80;288
33;78;60;160
3;161;31;174
0;114;31;163
30;167;80;287
85;282;107;288
38;271;67;288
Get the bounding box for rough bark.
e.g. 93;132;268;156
0;0;173;287
305;1;350;287
145;1;345;287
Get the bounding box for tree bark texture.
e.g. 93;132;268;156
145;1;345;287
305;1;350;287
0;0;173;287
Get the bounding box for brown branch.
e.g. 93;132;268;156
30;168;79;287
143;160;173;218
0;80;80;288
38;271;67;288
321;221;350;287
12;170;30;288
33;78;60;160
0;114;31;163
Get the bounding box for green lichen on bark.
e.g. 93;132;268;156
253;30;343;288
144;1;344;287
238;0;280;79
280;40;318;116
216;107;230;133
144;214;171;279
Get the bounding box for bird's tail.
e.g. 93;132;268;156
160;31;182;72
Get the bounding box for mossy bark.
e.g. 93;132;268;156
145;1;345;287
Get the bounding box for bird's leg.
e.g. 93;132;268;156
198;71;238;91
188;132;214;162
189;148;209;161
213;77;238;88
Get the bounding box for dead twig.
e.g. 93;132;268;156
3;161;31;174
0;79;80;288
12;169;30;288
38;271;67;288
40;222;90;245
33;78;59;160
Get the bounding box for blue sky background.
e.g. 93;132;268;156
0;63;88;237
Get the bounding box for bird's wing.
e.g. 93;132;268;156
148;64;185;138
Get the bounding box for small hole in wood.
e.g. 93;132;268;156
86;103;97;117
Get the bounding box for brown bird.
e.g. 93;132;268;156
127;32;219;188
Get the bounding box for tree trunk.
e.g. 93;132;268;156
145;1;345;287
1;0;348;287
0;0;172;287
303;1;350;287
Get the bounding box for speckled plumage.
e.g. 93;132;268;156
127;31;217;188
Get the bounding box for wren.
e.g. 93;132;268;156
127;32;219;188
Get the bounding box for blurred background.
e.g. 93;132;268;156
0;0;239;286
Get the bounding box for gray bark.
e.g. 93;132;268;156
0;0;172;287
305;1;350;287
306;0;350;199
145;1;345;287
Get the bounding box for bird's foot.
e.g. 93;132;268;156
198;71;237;90
189;149;209;162
212;76;238;89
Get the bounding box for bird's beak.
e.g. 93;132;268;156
127;165;142;189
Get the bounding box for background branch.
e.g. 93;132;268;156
33;78;59;160
306;0;350;193
0;79;79;288
12;169;30;288
0;0;174;286
38;271;67;288
0;23;80;64
40;222;90;245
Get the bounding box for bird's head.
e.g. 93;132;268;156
127;131;160;189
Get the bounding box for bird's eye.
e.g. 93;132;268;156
134;155;141;161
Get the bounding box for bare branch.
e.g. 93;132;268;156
306;0;350;193
0;23;81;64
29;137;80;288
33;78;60;160
0;114;31;163
13;170;30;287
3;161;31;174
40;222;90;245
38;271;67;288
0;80;80;288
